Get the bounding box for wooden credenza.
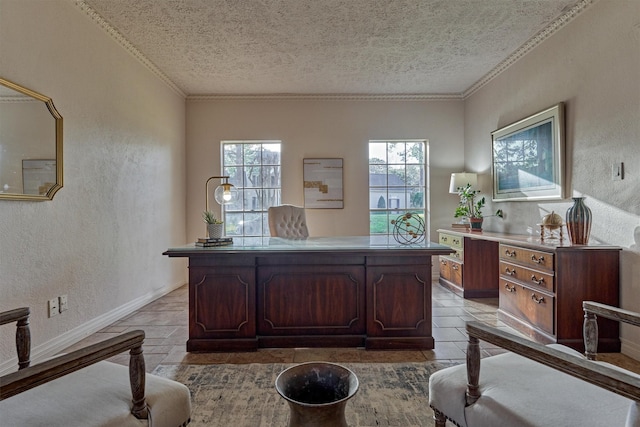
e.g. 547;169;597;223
164;236;452;352
437;229;621;352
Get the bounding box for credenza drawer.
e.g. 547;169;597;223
439;256;463;286
500;279;554;335
499;261;554;293
500;244;554;271
440;233;463;251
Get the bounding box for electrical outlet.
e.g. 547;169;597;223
612;162;624;181
48;298;59;317
59;294;68;313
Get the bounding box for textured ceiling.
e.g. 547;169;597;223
78;0;590;97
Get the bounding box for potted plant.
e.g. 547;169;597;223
454;183;503;231
202;211;224;238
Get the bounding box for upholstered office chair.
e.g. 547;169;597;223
268;205;309;238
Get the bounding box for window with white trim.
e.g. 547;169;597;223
369;140;428;244
222;141;281;240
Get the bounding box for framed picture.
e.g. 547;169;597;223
303;158;344;208
491;103;565;201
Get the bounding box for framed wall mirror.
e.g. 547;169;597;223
0;77;63;201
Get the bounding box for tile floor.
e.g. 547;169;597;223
61;283;640;374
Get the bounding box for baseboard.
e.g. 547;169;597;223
621;337;640;361
0;281;185;375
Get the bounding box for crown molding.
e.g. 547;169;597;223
463;0;596;99
74;0;186;98
187;93;463;101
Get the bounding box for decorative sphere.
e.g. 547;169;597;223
391;212;425;245
542;211;563;227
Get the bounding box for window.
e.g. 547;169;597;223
369;140;428;244
221;141;281;240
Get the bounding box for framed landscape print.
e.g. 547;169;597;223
491;103;565;201
303;158;344;208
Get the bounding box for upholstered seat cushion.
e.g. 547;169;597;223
429;344;632;427
0;360;191;427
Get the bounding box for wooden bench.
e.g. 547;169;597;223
429;302;640;427
0;307;191;427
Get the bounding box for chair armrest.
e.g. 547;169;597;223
583;301;640;327
465;321;640;405
583;301;640;360
0;307;31;369
0;330;148;419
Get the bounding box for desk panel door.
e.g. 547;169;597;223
189;266;256;339
366;265;432;338
257;265;366;336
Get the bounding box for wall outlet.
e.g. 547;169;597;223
59;294;68;313
612;162;624;181
48;298;59;317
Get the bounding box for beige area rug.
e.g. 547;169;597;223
152;362;456;427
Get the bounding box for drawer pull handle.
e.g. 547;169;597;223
531;254;545;264
531;275;545;286
505;267;516;276
442;237;448;242
452;264;459;271
453;239;460;245
531;294;545;304
504;283;516;292
505;249;516;257
440;260;447;266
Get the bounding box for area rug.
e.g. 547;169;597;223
152;361;456;427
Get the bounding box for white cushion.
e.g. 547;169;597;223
429;346;632;427
0;360;191;427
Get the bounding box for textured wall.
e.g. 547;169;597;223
185;98;465;242
464;0;640;355
0;0;187;366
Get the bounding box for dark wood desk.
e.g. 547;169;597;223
164;237;452;352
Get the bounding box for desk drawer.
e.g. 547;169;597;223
499;261;554;293
500;244;554;271
440;233;464;251
439;256;463;286
500;278;554;335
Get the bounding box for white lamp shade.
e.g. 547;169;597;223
449;172;478;194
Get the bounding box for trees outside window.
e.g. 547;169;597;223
369;140;428;244
222;141;281;240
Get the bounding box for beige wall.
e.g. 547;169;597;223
186;98;465;242
464;0;640;356
0;0;187;368
1;0;638;368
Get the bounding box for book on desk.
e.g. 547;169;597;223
195;237;233;247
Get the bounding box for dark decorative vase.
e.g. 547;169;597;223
566;197;592;245
276;362;359;427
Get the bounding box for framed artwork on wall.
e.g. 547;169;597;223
491;103;565;201
303;158;344;208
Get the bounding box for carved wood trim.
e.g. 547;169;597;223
464;320;640;403
0;327;149;420
0;307;31;369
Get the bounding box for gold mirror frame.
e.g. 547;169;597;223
0;77;63;201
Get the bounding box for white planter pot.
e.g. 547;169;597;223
207;223;224;238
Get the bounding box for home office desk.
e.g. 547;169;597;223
164;236;452;352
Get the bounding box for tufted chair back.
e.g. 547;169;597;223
268;205;309;239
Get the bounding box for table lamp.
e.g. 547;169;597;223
205;175;237;211
449;172;478;194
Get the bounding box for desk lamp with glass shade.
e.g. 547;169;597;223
203;176;237;241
